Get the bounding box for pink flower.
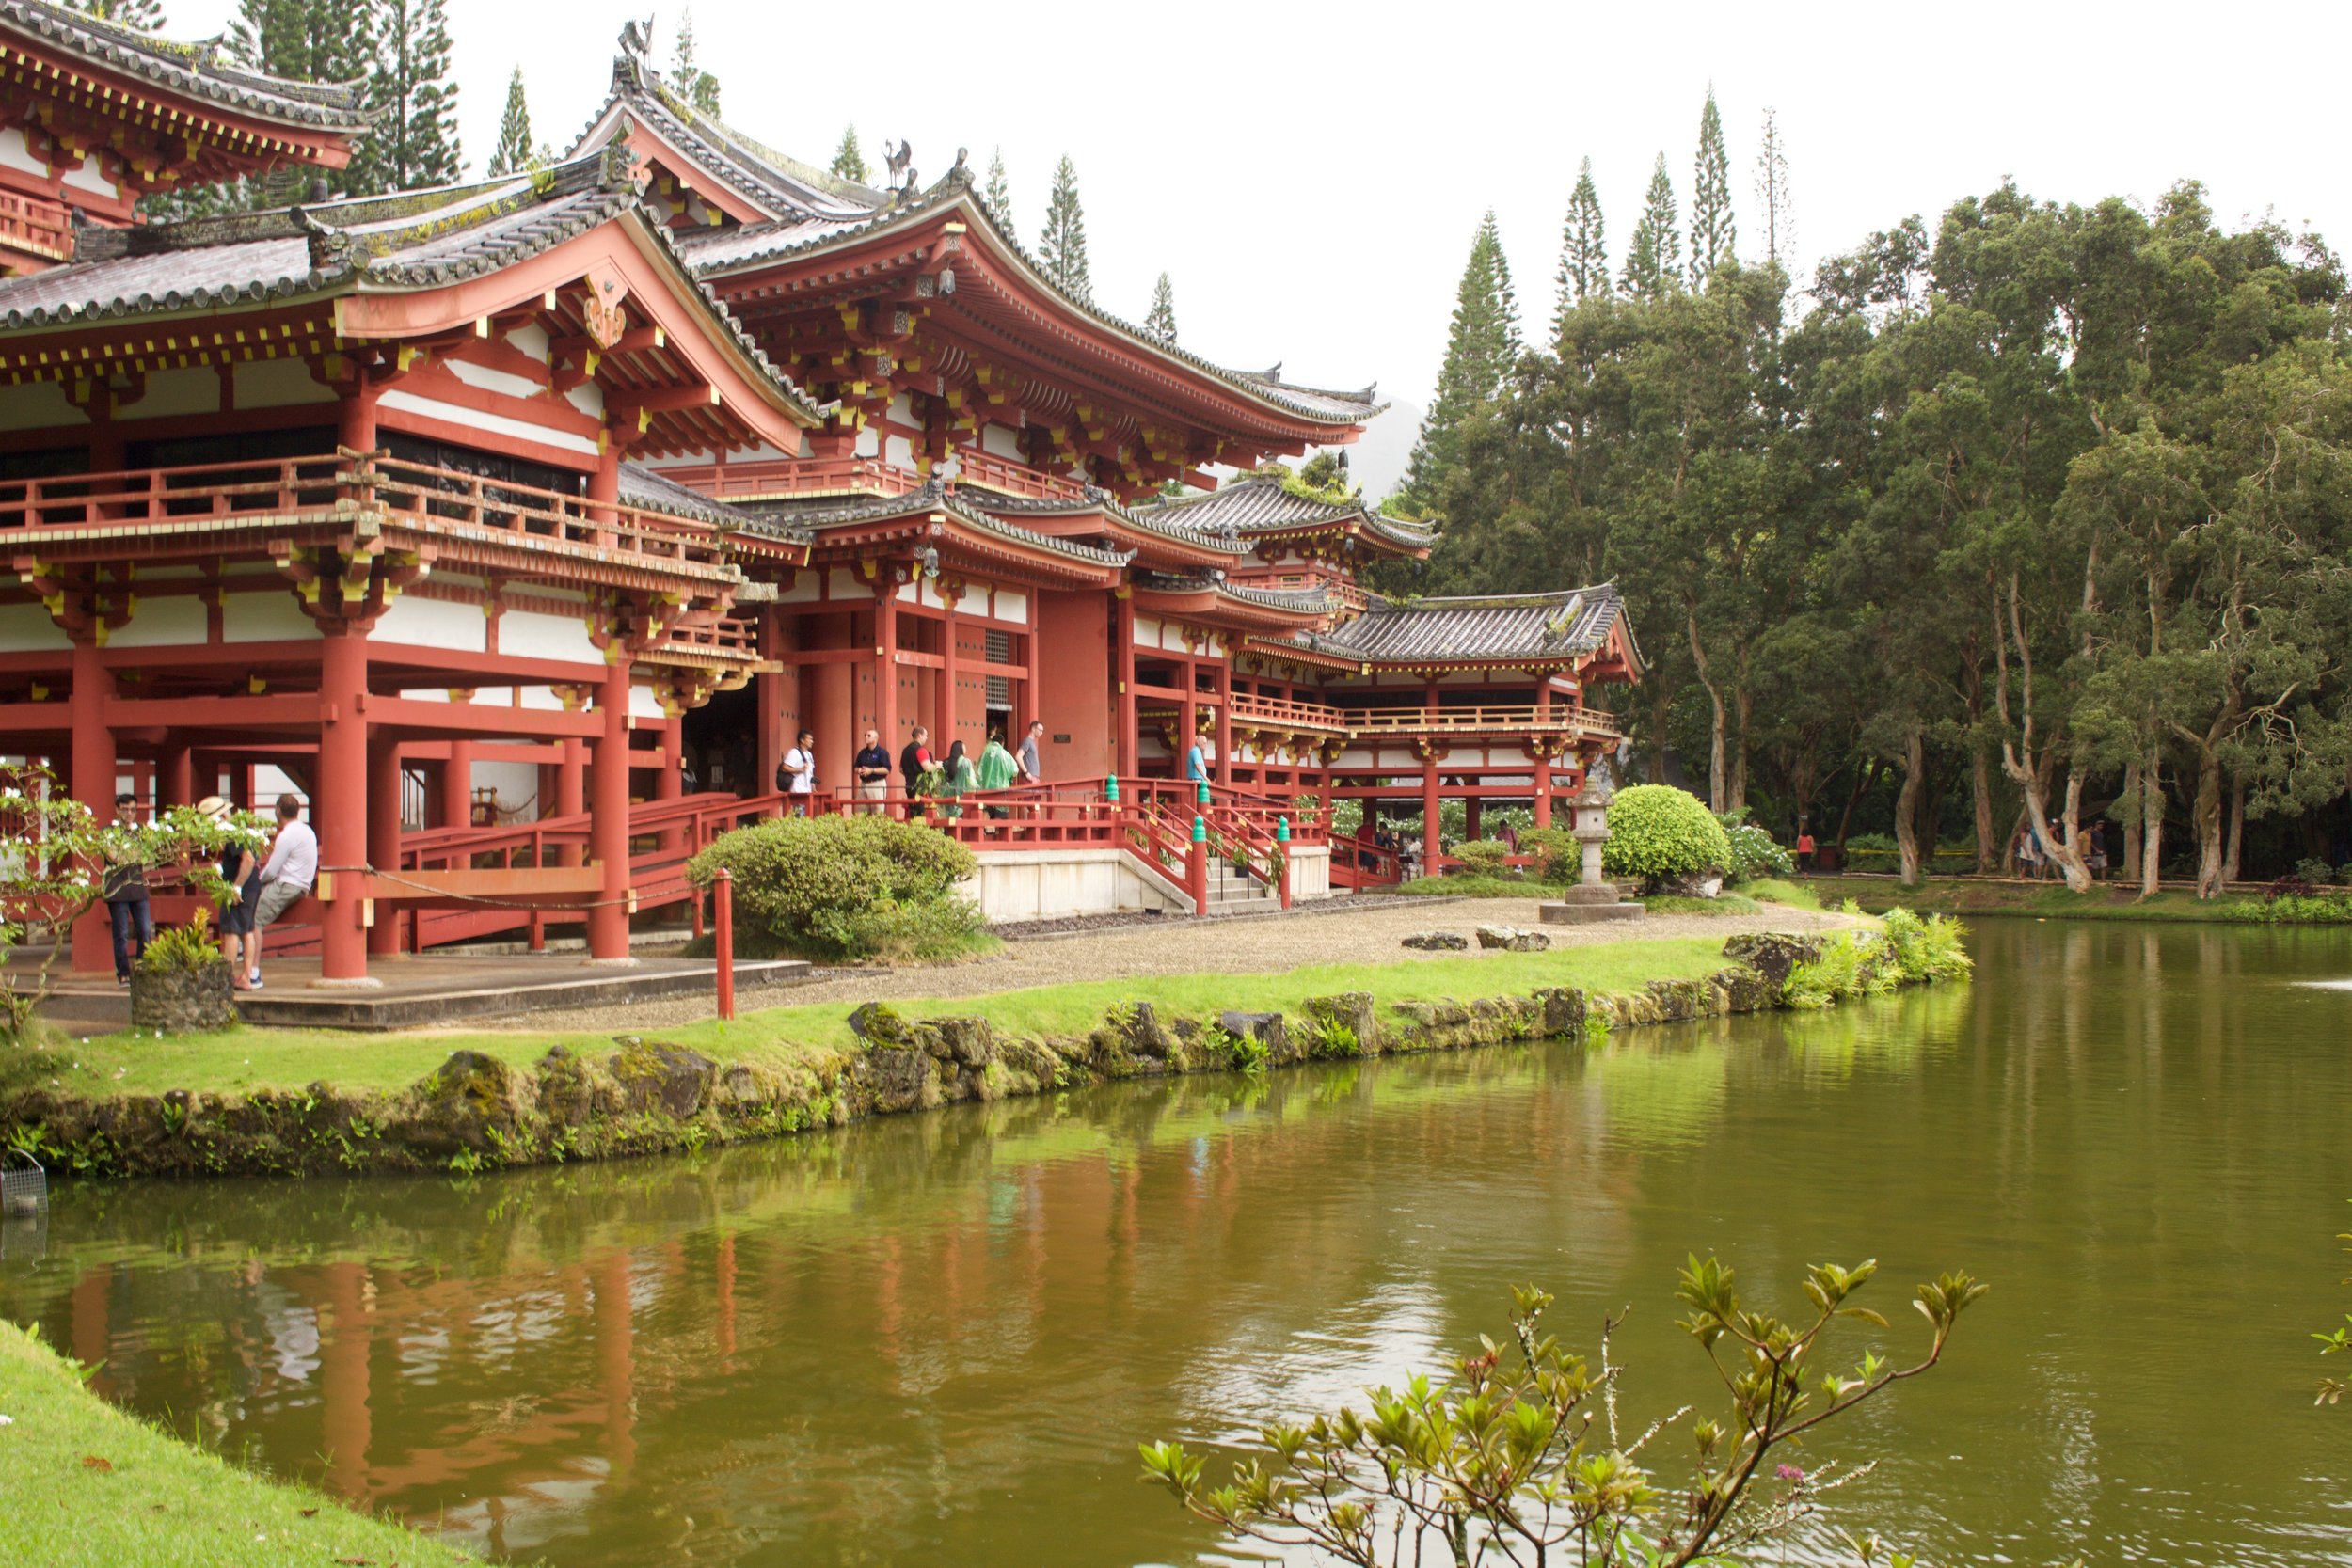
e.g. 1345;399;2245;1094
1776;1465;1806;1482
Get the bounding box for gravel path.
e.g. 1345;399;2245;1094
498;898;1861;1037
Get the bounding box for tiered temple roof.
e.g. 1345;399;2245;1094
1270;586;1639;673
1136;475;1436;558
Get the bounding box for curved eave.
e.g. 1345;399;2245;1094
691;188;1378;444
1237;636;1367;674
0;4;371;138
1243;518;1434;562
1133;586;1330;634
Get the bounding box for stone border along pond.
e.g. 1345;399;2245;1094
3;930;1943;1181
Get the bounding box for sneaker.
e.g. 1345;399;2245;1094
246;976;264;991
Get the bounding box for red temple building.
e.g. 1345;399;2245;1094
0;18;1637;987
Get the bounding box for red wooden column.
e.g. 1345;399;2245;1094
440;740;474;828
68;634;115;973
1179;656;1197;782
1114;591;1137;779
1534;682;1555;829
874;583;899;760
1421;744;1442;876
588;447;635;964
654;713;684;854
1213;655;1233;789
755;602;785;798
316;624;372;983
365;735;403;956
938;588;961;752
157;744;194;809
1018;618;1040;736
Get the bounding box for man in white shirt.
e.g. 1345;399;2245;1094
245;793;317;990
782;728;818;815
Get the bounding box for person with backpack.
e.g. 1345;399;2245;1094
778;729;818;815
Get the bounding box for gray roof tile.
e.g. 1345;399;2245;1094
1137;476;1436;550
1276;585;1629;666
0;0;371;129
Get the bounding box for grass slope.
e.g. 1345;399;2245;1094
20;937;1751;1102
0;1320;471;1568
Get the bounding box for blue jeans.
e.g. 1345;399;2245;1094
108;898;152;980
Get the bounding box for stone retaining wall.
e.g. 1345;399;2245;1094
1;933;1896;1181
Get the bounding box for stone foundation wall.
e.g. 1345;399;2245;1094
3;933;1906;1181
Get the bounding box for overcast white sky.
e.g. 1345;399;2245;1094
174;0;2352;496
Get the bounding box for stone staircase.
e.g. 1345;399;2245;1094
1203;859;1280;914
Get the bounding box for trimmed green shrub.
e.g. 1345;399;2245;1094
685;815;986;962
1452;839;1513;876
1715;810;1793;884
136;908;224;974
1599;785;1732;889
1518;827;1579;883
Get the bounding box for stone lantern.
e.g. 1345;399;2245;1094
1540;780;1645;925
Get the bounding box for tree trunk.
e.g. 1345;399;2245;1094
1646;678;1675;785
1686;610;1725;813
2119;759;2141;884
1971;747;1996;875
2191;745;2225;900
1729;683;1752;816
1834;757;1881;857
2139;745;2164;899
2222;774;2245;886
1894;727;1925;886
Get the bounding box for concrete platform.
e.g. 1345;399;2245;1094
1539;900;1647;925
20;951;815;1033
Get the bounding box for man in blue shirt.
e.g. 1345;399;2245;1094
1185;737;1208;783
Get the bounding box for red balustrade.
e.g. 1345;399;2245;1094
0;192;72;261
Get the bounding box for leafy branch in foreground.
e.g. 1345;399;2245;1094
1142;1256;1987;1567
2314;1203;2352;1405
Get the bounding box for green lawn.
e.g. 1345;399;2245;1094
0;1320;472;1568
21;936;1753;1102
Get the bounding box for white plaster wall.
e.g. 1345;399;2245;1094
628;685;664;720
122;366;217;420
380;388;600;457
500;609;600;663
0;380;80;433
1288;845;1332;902
223;592;320;642
233;357;333;410
0;129;41;176
0;603;70;653
775;571;821;604
992;587;1027;625
108;595;207;648
374;593;488;654
962;848;1184;922
59;153;113;198
827;566;864;598
980;422;1022;461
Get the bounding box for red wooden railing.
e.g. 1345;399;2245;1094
1226;691;1350;731
1342;704;1624;739
948;448;1090;502
0;450;740;578
0;192;72;261
652;453;924;500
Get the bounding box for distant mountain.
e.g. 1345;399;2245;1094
1348;393;1420;510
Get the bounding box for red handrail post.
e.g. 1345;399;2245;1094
713;867;736;1021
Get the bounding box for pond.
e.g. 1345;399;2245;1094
4;921;2348;1566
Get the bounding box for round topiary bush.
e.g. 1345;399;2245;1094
686;815;987;962
1600;784;1733;890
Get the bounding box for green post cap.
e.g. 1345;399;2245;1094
1104;773;1120;801
1192;815;1207;843
1196;779;1210;805
1277;816;1291;842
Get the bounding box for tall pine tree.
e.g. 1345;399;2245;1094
184;0;374;212
1038;155;1090;301
354;0;460;195
1619;153;1680;300
831;127;868;182
669;9;721;117
983;147;1010;220
1144;273;1177;343
1689;87;1735;287
71;0;167;30
1754;105;1793;268
1554;156;1608;328
1402;210;1520;507
487;67;532;178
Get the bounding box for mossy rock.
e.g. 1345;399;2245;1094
1533;986;1587;1037
1219;1010;1295;1066
388;1049;527;1158
129;965;237;1033
607;1041;718;1117
853;1045;936;1115
1301;991;1378;1056
1722;932;1824;989
847;1002;919;1049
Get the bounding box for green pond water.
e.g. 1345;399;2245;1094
4;921;2350;1566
